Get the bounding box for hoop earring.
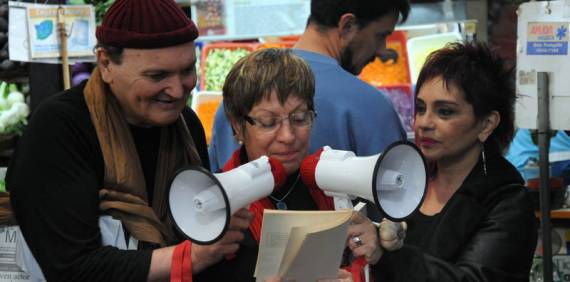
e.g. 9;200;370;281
481;144;488;176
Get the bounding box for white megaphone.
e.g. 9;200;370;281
300;141;427;221
167;156;287;244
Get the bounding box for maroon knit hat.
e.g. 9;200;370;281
96;0;199;49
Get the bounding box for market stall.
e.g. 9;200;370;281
8;1;564;281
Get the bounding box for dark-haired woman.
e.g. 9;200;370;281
372;42;537;281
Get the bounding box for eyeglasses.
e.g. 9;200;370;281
244;110;316;133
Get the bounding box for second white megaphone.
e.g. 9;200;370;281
168;156;286;244
300;141;427;221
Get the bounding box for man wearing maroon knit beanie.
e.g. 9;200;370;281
7;0;252;281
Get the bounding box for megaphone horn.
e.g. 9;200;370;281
168;156;287;244
300;141;427;221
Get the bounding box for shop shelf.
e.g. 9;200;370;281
200;42;256;91
360;31;412;87
536;210;570;220
528;177;566;211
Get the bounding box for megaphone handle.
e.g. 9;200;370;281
334;196;353;210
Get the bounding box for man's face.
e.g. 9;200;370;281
99;41;197;127
340;12;399;75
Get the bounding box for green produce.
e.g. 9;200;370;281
0;82;29;135
204;48;250;91
84;0;114;25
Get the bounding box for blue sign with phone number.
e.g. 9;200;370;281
527;41;568;55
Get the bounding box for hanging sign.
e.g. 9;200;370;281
516;1;570;130
27;5;95;59
192;0;309;41
8;1;96;63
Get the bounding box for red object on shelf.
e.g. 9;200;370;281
277;35;301;42
527;177;564;190
200;42;257;91
360;31;411;87
256;41;296;50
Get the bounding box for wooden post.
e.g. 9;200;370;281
57;6;70;90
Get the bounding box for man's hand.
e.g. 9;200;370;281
191;208;253;273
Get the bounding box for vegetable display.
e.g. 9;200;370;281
196;99;221;144
378;86;413;132
83;0;114;25
0;82;29;136
359;41;410;86
203;48;251;91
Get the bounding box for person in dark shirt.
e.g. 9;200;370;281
6;0;251;281
371;42;537;281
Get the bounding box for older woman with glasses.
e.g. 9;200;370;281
194;48;331;280
194;48;368;281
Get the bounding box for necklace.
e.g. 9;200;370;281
269;173;300;210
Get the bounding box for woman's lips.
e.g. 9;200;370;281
419;137;439;147
272;151;298;161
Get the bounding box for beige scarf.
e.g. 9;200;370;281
84;68;202;246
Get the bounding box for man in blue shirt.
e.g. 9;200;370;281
209;0;410;172
506;129;570;185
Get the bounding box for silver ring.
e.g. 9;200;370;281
352;236;363;247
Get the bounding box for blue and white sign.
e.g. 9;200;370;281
527;22;569;55
517;2;570;131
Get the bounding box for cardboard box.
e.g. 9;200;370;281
0;226;31;281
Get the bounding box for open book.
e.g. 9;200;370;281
254;209;353;282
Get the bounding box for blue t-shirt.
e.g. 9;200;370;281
208;49;406;172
